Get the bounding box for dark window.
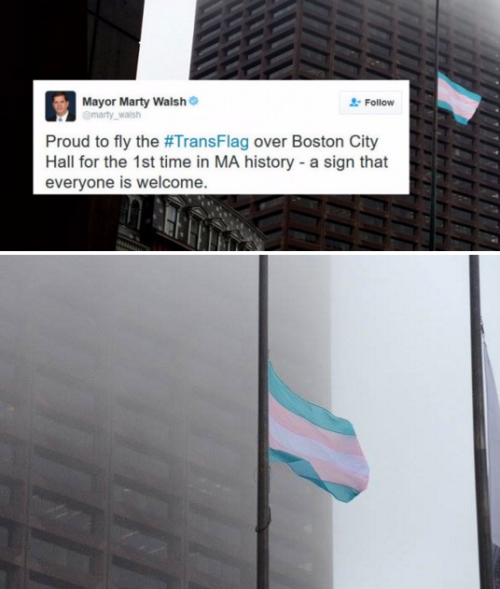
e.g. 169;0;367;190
189;217;201;248
129;200;140;229
30;533;92;573
112;559;169;589
290;212;318;226
114;480;172;519
361;197;386;211
33;453;95;492
166;204;179;236
32;490;95;533
325;238;351;250
289;229;318;244
112;517;173;559
119;197;130;224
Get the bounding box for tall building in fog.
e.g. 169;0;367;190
0;257;332;589
190;0;500;251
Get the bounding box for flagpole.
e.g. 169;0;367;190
469;255;494;589
257;254;270;589
429;0;440;251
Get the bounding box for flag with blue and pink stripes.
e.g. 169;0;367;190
437;72;482;125
269;362;369;503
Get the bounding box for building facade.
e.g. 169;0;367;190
190;0;500;251
0;257;332;589
88;0;145;79
117;196;266;251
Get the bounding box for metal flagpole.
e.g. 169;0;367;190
257;255;270;589
429;0;440;251
469;255;494;589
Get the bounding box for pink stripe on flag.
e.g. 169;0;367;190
269;394;364;456
438;79;480;119
269;432;369;492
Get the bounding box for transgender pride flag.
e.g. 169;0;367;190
437;72;482;125
268;362;369;503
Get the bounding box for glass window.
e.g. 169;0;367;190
112;518;172;559
32;490;95;533
33;453;95;492
290;212;318;226
258;197;284;210
361;196;386;211
0;481;11;505
128;200;140;229
0;399;15;422
209;229;220;251
118;442;171;479
391;238;414;250
256;213;283;228
165;204;179;237
291;196;320;209
35;412;94;452
326;204;352;218
0;441;14;465
360;230;384;244
112;560;168;589
189;217;201;248
289;229;318;243
30;533;92;573
192;548;241;585
114;480;172;519
119;197;129;224
189;508;241;545
326;222;352;235
325;238;351;250
360;213;384;227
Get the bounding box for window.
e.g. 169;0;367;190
361;196;386;211
209;229;220;251
325;238;351;250
359;230;384;245
112;559;169;589
258;197;284;210
35;412;94;452
129;199;140;229
360;213;384;227
326;204;352;218
0;400;15;422
0;441;14;465
30;533;92;573
326;222;352;235
189;217;201;248
112;518;173;559
33;452;95;492
165;202;179;237
189;508;241;545
119;197;130;224
32;490;95;533
0;481;11;505
391;238;414;250
290;212;318;226
114;480;173;519
289;229;318;243
291;196;320;209
257;213;282;228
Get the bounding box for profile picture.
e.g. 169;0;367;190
46;91;76;122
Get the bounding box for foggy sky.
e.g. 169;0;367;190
330;255;500;589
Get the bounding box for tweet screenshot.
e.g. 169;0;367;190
33;81;409;195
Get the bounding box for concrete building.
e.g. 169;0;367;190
88;0;145;79
116;195;266;250
190;0;500;251
0;256;332;589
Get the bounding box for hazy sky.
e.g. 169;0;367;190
138;0;197;79
330;255;500;589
